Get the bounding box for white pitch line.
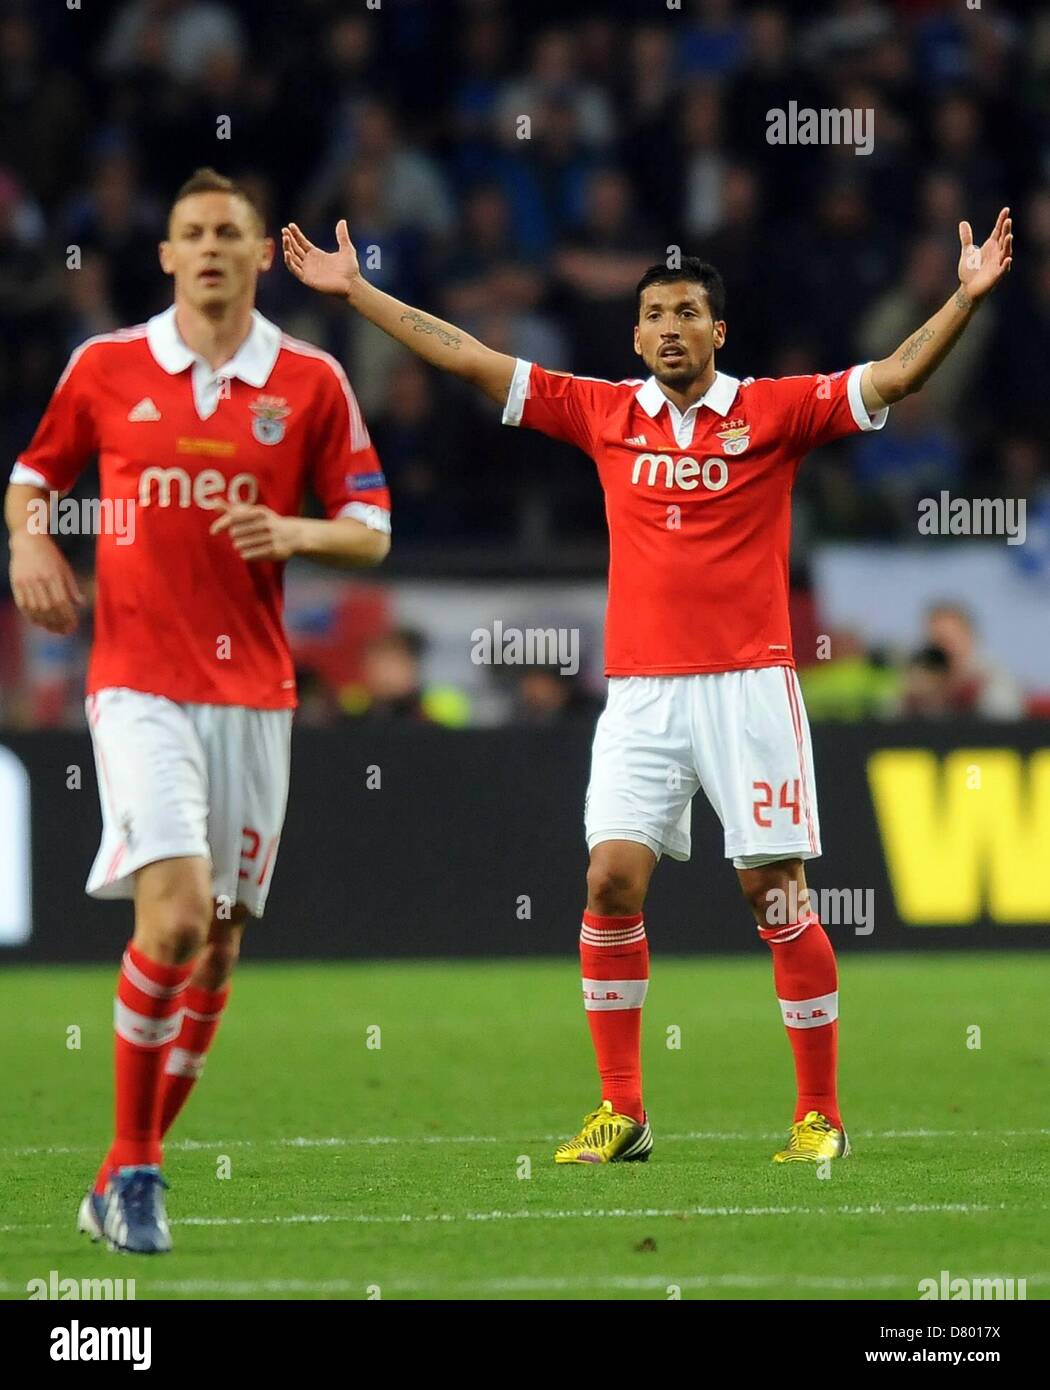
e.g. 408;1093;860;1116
7;1127;1050;1157
0;1200;1021;1235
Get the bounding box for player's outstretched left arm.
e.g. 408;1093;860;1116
209;501;390;567
860;207;1013;413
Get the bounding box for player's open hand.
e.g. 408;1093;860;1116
8;532;84;635
282;220;361;298
209;502;301;563
958;207;1012;301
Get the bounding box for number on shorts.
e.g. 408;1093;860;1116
240;825;279;887
752;781;773;827
752;779;801;828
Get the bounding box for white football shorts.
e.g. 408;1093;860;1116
85;686;292;917
584;667;821;868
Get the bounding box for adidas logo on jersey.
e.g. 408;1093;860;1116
624;434;648;446
128;398;161;422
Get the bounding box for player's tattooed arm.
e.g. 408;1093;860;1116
282;220;516;406
399;311;462;350
862;207;1012;408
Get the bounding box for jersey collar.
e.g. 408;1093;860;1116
146;304;281;386
635;370;740;422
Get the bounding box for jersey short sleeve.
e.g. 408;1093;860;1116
308;357;391;534
11;342;101;493
767;363;889;455
502;359;608;455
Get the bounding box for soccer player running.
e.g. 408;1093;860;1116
283;206;1011;1165
5;169;391;1252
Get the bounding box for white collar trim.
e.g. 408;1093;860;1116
146;304;281;386
635;370;739;420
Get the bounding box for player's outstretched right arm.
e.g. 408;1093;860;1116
282;220;516;407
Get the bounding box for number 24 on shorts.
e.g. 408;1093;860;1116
752;779;801;828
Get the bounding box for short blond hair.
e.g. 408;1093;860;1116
169;167;264;234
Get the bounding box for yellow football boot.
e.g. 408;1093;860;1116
554;1099;653;1164
772;1110;851;1163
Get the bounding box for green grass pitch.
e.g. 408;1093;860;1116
0;953;1047;1301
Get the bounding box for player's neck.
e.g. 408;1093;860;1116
656;364;718;415
173;300;255;372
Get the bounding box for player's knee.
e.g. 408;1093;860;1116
586;863;647;917
194;938;240;989
146;894;213;963
738;863;801;925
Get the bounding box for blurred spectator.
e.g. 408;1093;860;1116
922;603;1024;719
798;629;898;721
495;27;614;150
61;148;165;322
0;12;87;211
304;98;455;248
896;642;954;719
509;667;604;725
553;167;656;378
338;628;470;726
101;0;245;85
851;391;962;533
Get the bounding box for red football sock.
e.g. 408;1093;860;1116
158;983;231;1135
579;910;648;1124
94;943;193;1191
758;913;841;1128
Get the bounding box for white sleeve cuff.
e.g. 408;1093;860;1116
501;358;533;427
338;501;391;534
10;462;49;487
847;363;889;432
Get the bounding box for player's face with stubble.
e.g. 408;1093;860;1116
160;192;274;313
633;282;727;388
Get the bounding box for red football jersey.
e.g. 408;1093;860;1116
12;307;391;708
503;360;887;675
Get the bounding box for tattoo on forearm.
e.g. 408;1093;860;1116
400;310;461;349
899;327;935;366
954;287;973;312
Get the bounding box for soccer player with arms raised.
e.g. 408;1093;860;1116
5;169;391;1252
283;207;1011;1165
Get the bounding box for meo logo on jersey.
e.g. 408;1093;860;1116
138;466;259;509
249;394;291;445
630;451;730;492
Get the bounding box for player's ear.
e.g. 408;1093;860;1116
632;324;642;357
258;237;276;272
713;320;727;350
158;240;175;276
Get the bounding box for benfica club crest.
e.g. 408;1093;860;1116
717;418;751;456
249;394;292;445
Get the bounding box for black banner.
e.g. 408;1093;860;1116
2;722;1049;962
